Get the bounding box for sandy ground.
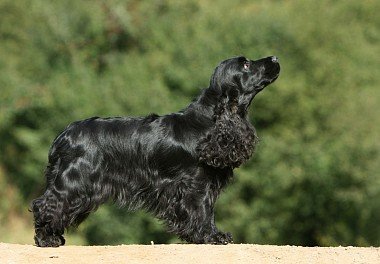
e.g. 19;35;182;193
1;243;379;264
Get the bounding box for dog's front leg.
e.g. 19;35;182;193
169;192;233;245
204;210;233;245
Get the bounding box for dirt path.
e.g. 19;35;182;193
1;243;379;264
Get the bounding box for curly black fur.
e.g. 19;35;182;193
31;55;280;247
197;93;258;168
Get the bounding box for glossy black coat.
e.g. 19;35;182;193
32;56;280;246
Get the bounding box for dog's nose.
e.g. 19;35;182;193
271;56;279;63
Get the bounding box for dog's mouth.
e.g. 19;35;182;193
254;61;280;91
254;74;279;91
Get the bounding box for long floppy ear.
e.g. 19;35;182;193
197;86;258;169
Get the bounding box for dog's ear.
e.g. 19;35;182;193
197;90;258;169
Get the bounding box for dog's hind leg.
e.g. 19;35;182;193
31;159;70;247
31;189;66;247
32;187;98;247
31;159;92;247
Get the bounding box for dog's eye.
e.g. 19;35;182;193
243;61;250;70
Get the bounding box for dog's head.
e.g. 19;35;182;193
198;56;280;169
210;56;280;116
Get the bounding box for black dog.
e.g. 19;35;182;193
31;56;280;247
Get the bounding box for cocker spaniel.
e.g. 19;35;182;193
32;55;280;247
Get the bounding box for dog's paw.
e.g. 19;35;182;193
35;234;65;247
206;232;233;245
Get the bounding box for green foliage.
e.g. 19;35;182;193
0;0;379;246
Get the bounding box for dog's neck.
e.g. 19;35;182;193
185;86;250;120
184;87;224;119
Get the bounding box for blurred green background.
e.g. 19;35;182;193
0;0;379;246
